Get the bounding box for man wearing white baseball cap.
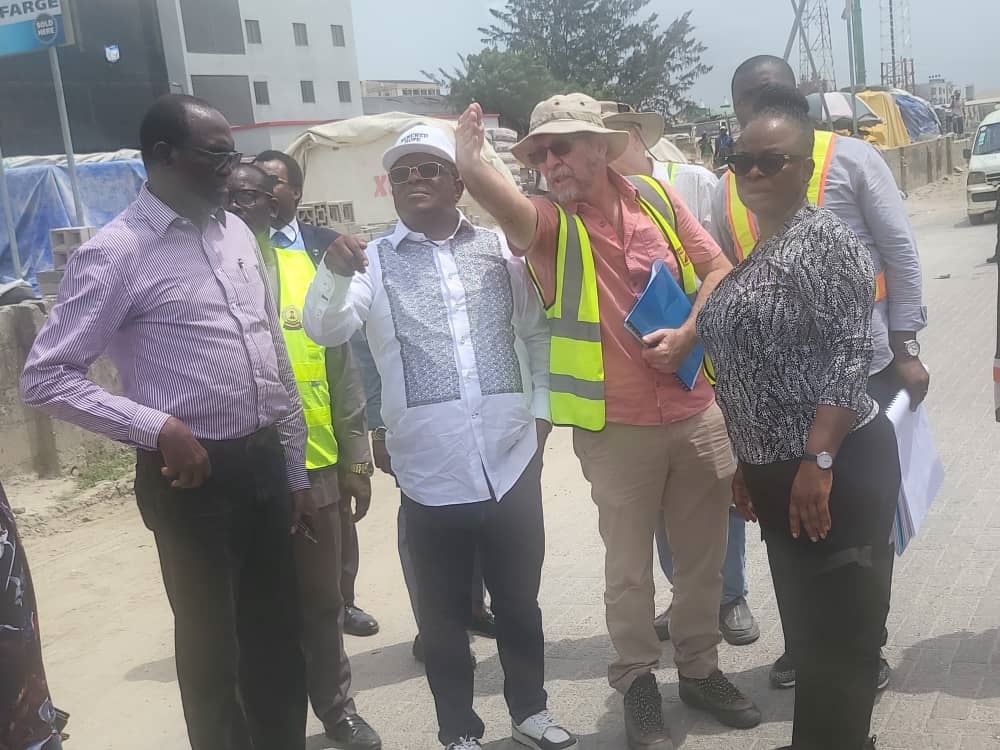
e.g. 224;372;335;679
455;95;761;749
303;124;574;750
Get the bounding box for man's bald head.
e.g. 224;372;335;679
732;55;797;127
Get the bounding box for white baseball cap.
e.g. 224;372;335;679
382;125;456;171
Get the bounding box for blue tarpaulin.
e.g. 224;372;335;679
0;160;146;283
892;92;943;143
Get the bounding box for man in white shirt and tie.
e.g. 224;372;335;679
302;125;576;750
254;150;382;641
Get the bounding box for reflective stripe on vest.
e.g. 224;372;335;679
724;130;886;301
527;177;713;432
274;247;339;470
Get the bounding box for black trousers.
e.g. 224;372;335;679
743;415;900;750
338;499;360;607
403;455;548;746
135;428;306;750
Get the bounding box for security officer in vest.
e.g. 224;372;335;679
456;95;762;749
225;163;382;750
254;150;382;641
711;56;929;693
599;103;760;650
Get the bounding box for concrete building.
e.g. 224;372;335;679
0;0;363;157
156;0;363;153
362;79;441;98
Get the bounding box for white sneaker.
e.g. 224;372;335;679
512;710;578;750
445;737;482;750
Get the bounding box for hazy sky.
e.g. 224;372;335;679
352;0;1000;108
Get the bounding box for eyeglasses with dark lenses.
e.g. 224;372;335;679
726;153;805;177
526;139;575;166
228;189;272;208
188;146;243;172
388;162;452;185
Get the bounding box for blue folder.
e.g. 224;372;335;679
624;259;704;390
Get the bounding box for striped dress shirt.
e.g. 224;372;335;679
20;186;310;491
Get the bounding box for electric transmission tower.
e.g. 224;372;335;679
799;0;837;92
881;0;915;90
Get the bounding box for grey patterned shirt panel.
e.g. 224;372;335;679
697;205;878;465
376;223;522;408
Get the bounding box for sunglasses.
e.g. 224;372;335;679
187;145;243;173
388;161;454;185
228;188;272;208
726;153;807;177
526;138;576;166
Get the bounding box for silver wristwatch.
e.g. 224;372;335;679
902;339;921;358
802;451;834;470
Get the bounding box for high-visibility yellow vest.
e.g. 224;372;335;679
724;130;887;301
660;162;678;184
274;247;339;470
527;174;714;432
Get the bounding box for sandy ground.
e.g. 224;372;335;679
10;175;1000;749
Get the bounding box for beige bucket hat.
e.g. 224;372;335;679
599;101;666;148
511;93;630;166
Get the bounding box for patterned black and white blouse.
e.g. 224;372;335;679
697;205;879;465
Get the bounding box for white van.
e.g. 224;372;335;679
966;108;1000;224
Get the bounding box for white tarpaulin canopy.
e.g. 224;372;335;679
285;113;516;230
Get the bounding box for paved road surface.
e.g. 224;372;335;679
17;178;1000;749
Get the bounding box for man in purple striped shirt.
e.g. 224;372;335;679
20;95;313;750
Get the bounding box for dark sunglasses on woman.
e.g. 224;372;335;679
726;152;807;177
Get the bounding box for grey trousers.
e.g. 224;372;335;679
397;498;486;628
296;468;356;725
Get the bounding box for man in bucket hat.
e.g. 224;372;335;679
456;95;761;750
600;102;760;649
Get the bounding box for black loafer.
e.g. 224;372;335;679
469;606;496;639
344;604;379;637
719;597;760;646
324;713;382;750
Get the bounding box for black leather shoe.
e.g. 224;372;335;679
324;713;382;750
653;606;671;642
678;670;761;729
344;604;379;637
469;605;496;639
719;597;760;646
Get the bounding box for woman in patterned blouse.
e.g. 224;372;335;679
696;88;901;750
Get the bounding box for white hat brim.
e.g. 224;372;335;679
511;121;630;166
602;112;666;149
382;142;456;172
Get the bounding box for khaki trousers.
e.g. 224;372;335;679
573;403;734;692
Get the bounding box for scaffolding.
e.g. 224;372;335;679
881;0;915;91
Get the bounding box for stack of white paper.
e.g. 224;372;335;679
885;389;944;554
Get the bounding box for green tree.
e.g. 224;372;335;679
480;0;710;117
424;49;585;135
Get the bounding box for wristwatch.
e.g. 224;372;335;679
350;462;375;477
802;451;835;470
371;427;387;441
901;339;921;358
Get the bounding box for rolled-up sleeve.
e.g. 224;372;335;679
857;145;927;332
794;220;876;414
